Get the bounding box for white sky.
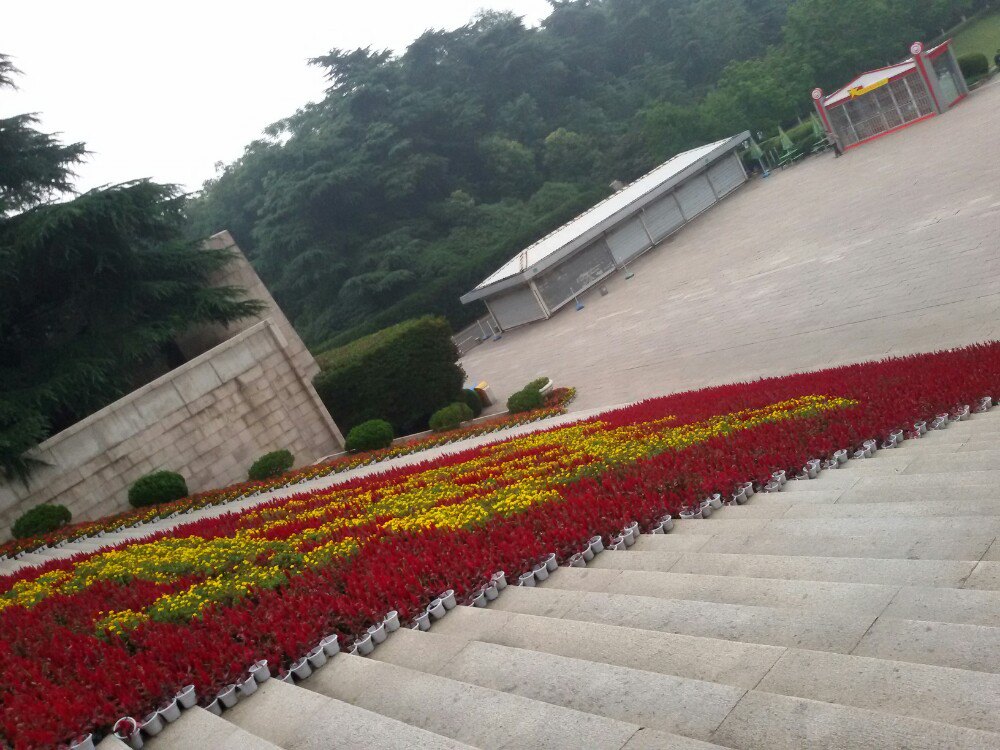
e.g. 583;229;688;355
4;0;551;194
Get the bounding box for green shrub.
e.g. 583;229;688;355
345;419;395;453
507;387;544;414
12;504;71;539
459;388;483;418
128;470;188;508
314;316;465;435
429;402;474;432
248;449;294;481
524;377;550;392
958;53;989;80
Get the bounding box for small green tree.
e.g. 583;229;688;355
345;419;395;452
248;450;295;481
128;471;188;508
12;504;71;539
429;402;474;432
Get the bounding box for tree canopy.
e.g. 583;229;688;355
0;55;263;482
188;0;981;348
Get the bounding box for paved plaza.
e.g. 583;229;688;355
462;80;1000;412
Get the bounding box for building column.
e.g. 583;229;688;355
911;41;945;114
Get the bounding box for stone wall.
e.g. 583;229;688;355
0;319;343;534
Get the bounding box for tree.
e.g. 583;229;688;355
0;56;263;482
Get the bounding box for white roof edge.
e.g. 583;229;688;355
463;132;749;301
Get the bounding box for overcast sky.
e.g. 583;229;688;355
4;0;551;194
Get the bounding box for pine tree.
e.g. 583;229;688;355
0;54;263;482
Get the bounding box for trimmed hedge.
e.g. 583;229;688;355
314;316;465;435
525;377;550;392
429;402;474;433
958;53;989;80
507;387;544;414
12;504;71;539
345;419;395;453
248;449;294;481
128;470;188;508
459;388;483;418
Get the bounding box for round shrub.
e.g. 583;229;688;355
524;377;550;392
459;388;483;418
345;419;395;453
507;387;544;414
128;470;188;508
429;402;475;432
12;504;71;539
958;53;988;80
248;449;295;481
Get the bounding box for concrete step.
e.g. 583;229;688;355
592;549;980;587
852;617;1000;673
374;628;744;743
308;652;722;750
428;604;782;689
144;706;282;750
632;527;996;561
833;453;916;473
721;497;1000;519
711;690;1000;750
431;605;1000;735
668;515;1000;538
491;584;875;653
782;470;1000;493
903;451;1000;475
374;629;1000;750
541;567;897;618
965;561;1000;590
222;676;473;750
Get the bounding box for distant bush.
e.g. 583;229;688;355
524;377;550;392
429;402;475;432
459;388;483;418
248;449;294;481
314;316;465;436
12;504;71;539
958;53;989;80
345;419;395;453
128;470;188;508
507;387;544;414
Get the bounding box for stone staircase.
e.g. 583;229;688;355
104;409;1000;749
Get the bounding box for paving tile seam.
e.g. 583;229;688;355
960;537;1000;590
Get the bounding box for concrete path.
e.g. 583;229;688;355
114;407;1000;750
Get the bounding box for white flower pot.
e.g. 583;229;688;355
69;733;95;750
545;552;558;572
680;509;696;519
581;545;595;561
307;644;328;667
176;684;197;708
484;583;499;600
290;658;312;680
321;634;340;656
384;611;400;632
356;633;375;656
367;621;387;644
661;516;674;531
569;552;586;567
493;571;507;590
114;718;144;748
626;521;640;536
414;611;431;630
834;449;848;464
428;599;446;619
772;470;786;486
707;494;723;509
805;464;818;479
533;563;549;581
700;503;713;518
589;536;604;554
732;488;747;505
238;674;258;697
741;481;755;498
440;590;457;610
764;480;781;493
279;671;295;684
957;405;970;421
622;527;636;546
649;522;664;534
250;660;270;683
141;711;165;736
159;697;181;722
471;590;487;607
518;571;536;587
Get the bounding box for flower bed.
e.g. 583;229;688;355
1;344;999;747
0;388;576;559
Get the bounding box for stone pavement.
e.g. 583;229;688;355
461;79;1000;412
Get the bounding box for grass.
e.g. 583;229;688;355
951;8;1000;66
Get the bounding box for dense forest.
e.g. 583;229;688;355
189;0;983;348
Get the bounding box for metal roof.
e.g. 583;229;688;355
461;132;750;303
823;41;949;107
